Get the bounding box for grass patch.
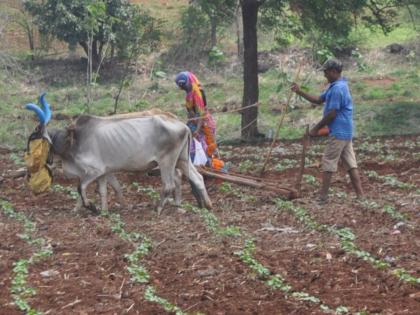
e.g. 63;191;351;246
355;102;420;136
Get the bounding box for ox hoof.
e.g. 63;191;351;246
72;206;81;213
87;203;99;215
176;207;186;214
205;200;213;210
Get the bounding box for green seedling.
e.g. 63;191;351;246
274;159;297;171
1;200;52;314
366;171;416;190
303;174;317;186
133;183;160;202
101;207;190;313
52;184;79;199
383;204;406;221
275;198;420;284
184;200;344;313
9;153;25;166
238;159;254;173
145;286;187;315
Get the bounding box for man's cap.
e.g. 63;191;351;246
321;59;343;72
175;71;189;87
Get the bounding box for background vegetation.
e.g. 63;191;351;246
0;0;419;150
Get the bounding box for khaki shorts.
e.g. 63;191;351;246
322;137;358;172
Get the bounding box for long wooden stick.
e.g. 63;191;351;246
295;125;309;196
259;62;303;176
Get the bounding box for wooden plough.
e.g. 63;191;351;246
198;126;310;201
198;167;298;200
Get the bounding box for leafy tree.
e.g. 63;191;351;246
239;0;415;140
192;0;237;47
171;0;237;64
166;5;211;65
112;6;161;113
23;0;160;65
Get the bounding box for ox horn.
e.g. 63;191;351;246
39;93;51;125
25;103;47;125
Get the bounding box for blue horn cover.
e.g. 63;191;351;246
39;93;51;124
25;103;46;125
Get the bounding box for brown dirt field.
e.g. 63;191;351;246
0;135;419;314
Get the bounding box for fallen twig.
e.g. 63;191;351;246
61;298;82;310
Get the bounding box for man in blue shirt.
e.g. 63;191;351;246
291;59;364;204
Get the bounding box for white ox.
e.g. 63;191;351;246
26;95;212;214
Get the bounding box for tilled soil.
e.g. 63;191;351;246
0;135;419;314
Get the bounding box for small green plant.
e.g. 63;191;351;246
183;202;240;237
303;174;317;185
208;46;225;67
275;198;420;284
382;204;406;221
235;239;271;278
52;184;79;199
219;182;233;193
351;48;367;71
133;183;160;202
9;153;25;166
291;292;320;303
316;48;334;64
100;209;190;312
335;306;350;314
334;191;348;198
274;158;297;171
1;200;52;314
145;286;187;315
184;201;337;313
238;160;254;174
357;199;379;210
366;171;416;190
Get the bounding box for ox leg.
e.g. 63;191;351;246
107;174;126;209
79;175;101;214
177;159;212;209
174;168;183;207
156;166;176;216
97;176;108;212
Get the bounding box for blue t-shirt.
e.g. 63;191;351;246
320;78;353;140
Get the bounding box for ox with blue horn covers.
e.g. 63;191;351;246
24;93;212;214
24;92;53;194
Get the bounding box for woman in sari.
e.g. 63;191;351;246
175;71;219;158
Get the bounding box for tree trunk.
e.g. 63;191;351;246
79;41;89;56
241;0;260;140
235;1;243;59
24;23;34;60
79;40;100;67
210;16;217;48
92;40;100;68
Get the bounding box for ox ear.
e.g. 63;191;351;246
39;93;52;125
25;103;46;125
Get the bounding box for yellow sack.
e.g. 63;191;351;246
24;138;53;194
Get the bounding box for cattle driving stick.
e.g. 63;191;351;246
259;61;303;176
294;125;310;196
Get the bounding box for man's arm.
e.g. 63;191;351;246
309;109;337;136
291;83;323;105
